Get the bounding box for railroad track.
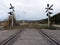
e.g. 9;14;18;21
37;29;60;45
0;29;24;45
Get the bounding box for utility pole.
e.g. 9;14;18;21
23;11;26;25
45;4;53;27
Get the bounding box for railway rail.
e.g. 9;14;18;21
0;29;60;45
37;29;60;45
0;29;24;45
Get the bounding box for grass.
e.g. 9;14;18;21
0;23;57;30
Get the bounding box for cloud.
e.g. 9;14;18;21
0;0;60;21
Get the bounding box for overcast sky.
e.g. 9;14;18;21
0;0;60;21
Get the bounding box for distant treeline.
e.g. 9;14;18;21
40;12;60;24
17;12;60;24
1;12;60;24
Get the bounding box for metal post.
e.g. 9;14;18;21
12;15;13;27
23;11;25;25
23;12;24;25
48;11;50;27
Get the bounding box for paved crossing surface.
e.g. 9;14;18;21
13;29;52;45
0;29;19;42
0;29;60;45
41;29;60;43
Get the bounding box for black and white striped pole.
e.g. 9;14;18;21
45;4;53;27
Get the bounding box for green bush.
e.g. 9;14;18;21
48;26;56;30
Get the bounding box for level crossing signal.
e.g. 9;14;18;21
45;4;53;16
45;4;53;13
45;4;53;27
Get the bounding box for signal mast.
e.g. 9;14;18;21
45;4;53;27
8;3;15;27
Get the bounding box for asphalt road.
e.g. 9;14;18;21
0;29;19;42
13;29;52;45
0;29;60;45
41;29;60;43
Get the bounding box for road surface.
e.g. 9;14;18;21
13;29;53;45
0;29;60;45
